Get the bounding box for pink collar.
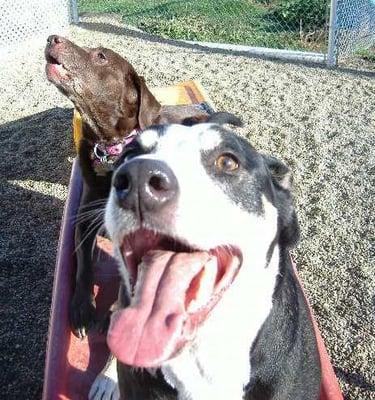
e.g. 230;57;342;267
91;129;140;174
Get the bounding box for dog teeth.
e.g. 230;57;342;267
188;258;217;313
55;63;69;77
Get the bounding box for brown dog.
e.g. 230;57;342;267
44;35;216;338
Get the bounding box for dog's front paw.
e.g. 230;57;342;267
69;290;96;339
89;358;119;400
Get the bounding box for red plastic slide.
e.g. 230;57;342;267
42;160;117;400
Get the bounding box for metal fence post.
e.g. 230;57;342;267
70;0;79;24
327;0;339;66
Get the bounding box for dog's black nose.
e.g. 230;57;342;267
113;159;178;213
47;35;64;46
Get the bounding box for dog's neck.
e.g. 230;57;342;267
79;120;140;176
81;119;137;145
160;245;281;400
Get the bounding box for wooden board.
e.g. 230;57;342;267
43;81;342;400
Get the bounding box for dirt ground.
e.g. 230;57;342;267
0;15;374;400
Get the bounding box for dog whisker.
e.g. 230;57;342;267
74;213;104;254
70;199;107;224
71;207;105;225
79;199;108;209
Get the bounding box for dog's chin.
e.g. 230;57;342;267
107;228;242;368
45;58;71;86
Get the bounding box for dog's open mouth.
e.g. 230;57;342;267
45;53;70;82
107;228;242;368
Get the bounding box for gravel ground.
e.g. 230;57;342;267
0;15;374;400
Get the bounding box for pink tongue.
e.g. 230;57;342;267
107;250;211;367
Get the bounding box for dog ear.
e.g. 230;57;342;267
262;154;292;191
182;112;243;127
137;76;162;129
206;112;243;127
262;154;300;248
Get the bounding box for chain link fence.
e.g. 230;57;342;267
78;0;330;54
77;0;375;64
328;0;375;63
0;0;75;53
0;0;374;65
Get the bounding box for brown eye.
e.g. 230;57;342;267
93;50;107;63
97;52;106;60
215;153;239;172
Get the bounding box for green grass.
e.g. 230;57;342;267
356;48;375;63
79;0;327;52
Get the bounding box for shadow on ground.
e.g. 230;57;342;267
0;107;74;399
334;367;375;393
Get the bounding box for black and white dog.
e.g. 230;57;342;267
90;118;321;400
